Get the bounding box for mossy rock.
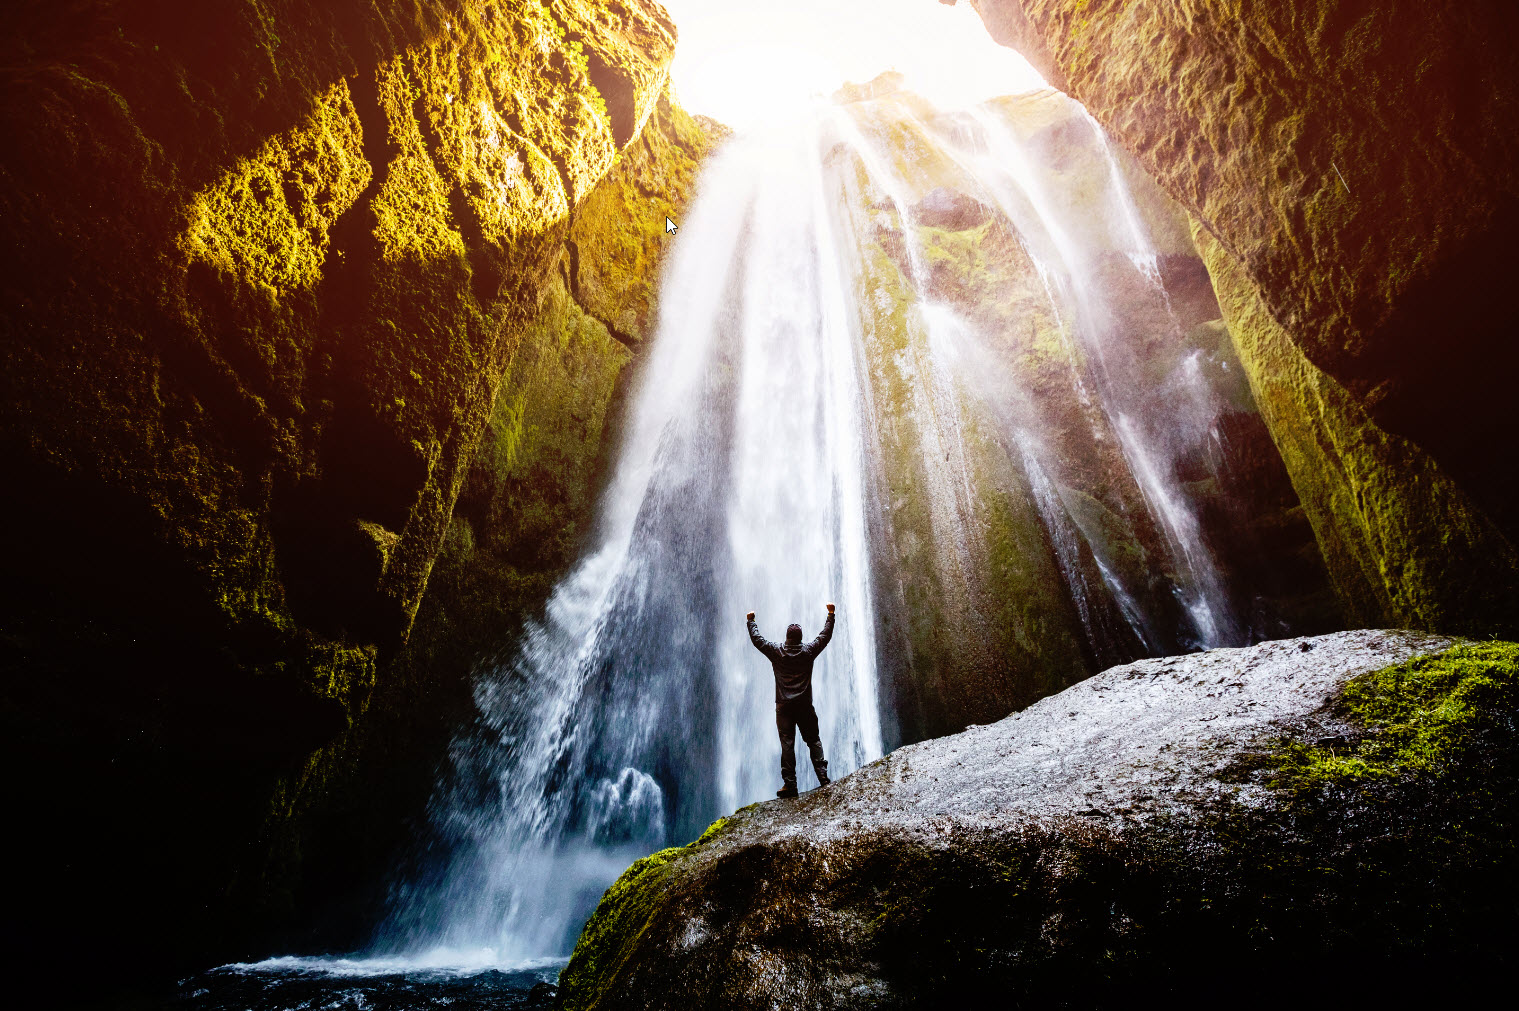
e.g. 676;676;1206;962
559;631;1519;1007
971;0;1519;635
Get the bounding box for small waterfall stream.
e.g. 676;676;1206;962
908;100;1243;650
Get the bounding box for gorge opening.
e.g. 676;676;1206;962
191;12;1328;1002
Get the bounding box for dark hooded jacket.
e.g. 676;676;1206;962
748;613;835;703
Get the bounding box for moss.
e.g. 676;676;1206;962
559;816;734;1010
568;89;725;343
1057;485;1146;587
1270;641;1519;792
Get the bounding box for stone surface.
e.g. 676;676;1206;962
560;630;1519;1007
1194;221;1519;634
964;0;1519;635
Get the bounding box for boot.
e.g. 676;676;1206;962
812;760;830;788
776;783;798;798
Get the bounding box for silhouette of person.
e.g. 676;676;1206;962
746;603;835;797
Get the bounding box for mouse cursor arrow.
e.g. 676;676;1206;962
664;216;678;235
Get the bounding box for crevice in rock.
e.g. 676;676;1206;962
570;33;637;147
564;234;638;349
407;69;505;306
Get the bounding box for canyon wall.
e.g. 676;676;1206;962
964;0;1519;634
0;0;708;980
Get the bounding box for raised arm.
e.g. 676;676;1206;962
806;605;836;657
747;614;780;660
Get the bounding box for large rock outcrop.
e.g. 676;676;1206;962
0;0;701;982
960;0;1519;635
560;631;1519;1007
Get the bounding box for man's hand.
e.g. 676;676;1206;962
746;611;755;621
826;602;835;613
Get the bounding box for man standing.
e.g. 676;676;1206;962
746;603;836;798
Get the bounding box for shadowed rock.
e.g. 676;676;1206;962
560;630;1519;1007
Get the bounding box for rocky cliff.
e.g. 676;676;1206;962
0;0;711;982
560;631;1519;1007
960;0;1519;635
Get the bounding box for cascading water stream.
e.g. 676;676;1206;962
834;102;1161;659
374;116;884;965
934;104;1243;649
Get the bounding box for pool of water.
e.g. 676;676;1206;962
170;955;565;1010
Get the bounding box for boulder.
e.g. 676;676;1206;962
912;186;993;230
560;631;1519;1007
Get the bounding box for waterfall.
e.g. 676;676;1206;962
367;86;1266;972
375;117;883;964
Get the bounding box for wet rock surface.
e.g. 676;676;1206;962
834;82;1336;738
559;630;1519;1008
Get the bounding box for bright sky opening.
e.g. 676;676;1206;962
657;0;1048;128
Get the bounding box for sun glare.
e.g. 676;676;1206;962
658;0;1048;128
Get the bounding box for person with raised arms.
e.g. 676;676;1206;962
746;603;836;798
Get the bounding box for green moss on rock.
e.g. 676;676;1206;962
560;816;735;1009
1271;641;1519;792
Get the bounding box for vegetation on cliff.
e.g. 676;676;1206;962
1194;223;1519;634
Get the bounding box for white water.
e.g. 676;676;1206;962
375;117;883;964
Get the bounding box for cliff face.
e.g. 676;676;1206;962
560;632;1519;1007
834;97;1091;736
0;0;702;980
964;0;1519;635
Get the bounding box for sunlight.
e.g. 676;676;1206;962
659;0;1048;126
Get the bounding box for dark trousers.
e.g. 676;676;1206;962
776;697;827;786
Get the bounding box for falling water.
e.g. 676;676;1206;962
375;117;883;964
833;101;1162;661
365;84;1262;974
939;103;1243;649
